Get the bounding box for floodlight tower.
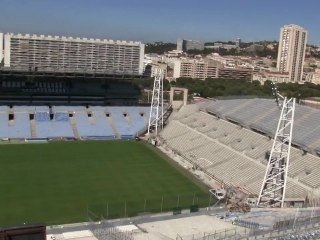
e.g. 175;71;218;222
147;68;164;136
257;83;295;208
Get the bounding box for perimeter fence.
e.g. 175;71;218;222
180;208;320;240
87;193;213;221
88;218;133;240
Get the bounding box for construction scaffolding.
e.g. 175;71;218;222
147;68;164;136
257;94;295;207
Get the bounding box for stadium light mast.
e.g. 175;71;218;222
257;83;295;208
147;68;164;137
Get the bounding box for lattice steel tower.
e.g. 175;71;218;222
147;69;164;136
257;86;295;208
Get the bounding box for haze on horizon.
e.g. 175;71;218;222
0;0;318;44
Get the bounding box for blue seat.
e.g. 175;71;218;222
35;112;50;122
55;112;69;122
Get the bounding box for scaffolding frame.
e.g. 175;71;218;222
147;69;164;136
257;96;295;207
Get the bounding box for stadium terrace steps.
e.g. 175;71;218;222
69;115;80;139
205;98;320;153
30;119;37;138
245;141;273;161
289;153;320;178
173;104;200;120
161;103;320;199
106;116;120;139
300;171;320;188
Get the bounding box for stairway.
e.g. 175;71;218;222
30;119;37;138
69;116;80;139
107;117;120;139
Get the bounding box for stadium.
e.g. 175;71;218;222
1;33;320;240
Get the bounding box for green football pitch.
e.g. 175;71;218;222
0;140;211;226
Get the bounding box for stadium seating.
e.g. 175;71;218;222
74;111;115;139
106;107;133;139
162;100;320;199
205;98;320;152
0;105;149;140
0;112;31;139
35;112;50;122
55;112;69;122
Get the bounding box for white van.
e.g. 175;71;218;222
209;188;226;200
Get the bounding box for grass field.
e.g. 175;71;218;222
0;140;211;226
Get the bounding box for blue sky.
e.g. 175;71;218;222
0;0;318;44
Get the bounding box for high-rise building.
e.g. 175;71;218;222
176;39;204;52
2;33;145;75
177;39;183;51
235;38;241;49
277;24;307;82
0;33;3;65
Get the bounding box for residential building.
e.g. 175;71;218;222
150;63;167;78
311;69;320;84
176;39;204;52
164;50;183;58
0;33;3;65
218;67;253;80
253;71;289;84
174;58;220;80
277;24;308;82
2;32;145;75
235;38;241;49
213;42;237;50
177;39;183;51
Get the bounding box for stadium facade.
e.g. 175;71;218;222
1;33;145;75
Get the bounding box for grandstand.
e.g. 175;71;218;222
160;98;320;206
0;105;150;140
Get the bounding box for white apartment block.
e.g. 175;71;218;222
311;69;320;84
277;24;307;82
253;71;290;84
2;33;145;75
150;63;167;78
176;59;219;80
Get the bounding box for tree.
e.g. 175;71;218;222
145;42;176;54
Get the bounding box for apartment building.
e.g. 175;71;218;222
277;24;307;82
177;39;204;52
253;70;289;84
2;33;145;75
0;33;3;65
218;67;253;80
175;59;220;80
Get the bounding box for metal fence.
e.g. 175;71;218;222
87;193;213;221
180;208;320;240
88;218;133;240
